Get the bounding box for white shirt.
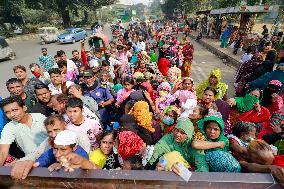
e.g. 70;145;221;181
108;57;122;79
240;53;253;64
48;81;74;95
67;59;79;75
136;41;146;51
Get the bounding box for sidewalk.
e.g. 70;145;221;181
189;31;242;67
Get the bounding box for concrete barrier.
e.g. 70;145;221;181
0;167;282;189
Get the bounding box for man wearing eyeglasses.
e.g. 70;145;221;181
39;48;55;72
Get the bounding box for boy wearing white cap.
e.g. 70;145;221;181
34;130;89;170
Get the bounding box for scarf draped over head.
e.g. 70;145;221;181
157;81;171;93
118;131;144;160
196;68;228;100
129;101;155;133
197;115;229;151
235;93;259;113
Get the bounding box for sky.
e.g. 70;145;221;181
118;0;151;5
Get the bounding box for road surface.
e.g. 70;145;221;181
0;26;236;98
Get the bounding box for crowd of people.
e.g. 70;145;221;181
0;19;284;184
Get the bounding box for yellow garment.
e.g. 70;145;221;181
161;151;190;171
129;101;155;133
89;148;107;168
196;68;228;100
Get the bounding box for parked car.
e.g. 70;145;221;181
38;27;59;45
57;28;87;44
0;36;16;60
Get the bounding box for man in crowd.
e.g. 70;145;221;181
30;83;55;117
38;48;55;72
81;70;114;128
13;65;42;97
11;114;90;179
6;78;37;112
0;96;48;166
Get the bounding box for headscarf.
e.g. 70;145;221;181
235;93;259;113
196;69;228;100
113;84;124;93
262;80;282;107
129;101;155;133
197;115;229;151
157;81;171;93
118;131;144;160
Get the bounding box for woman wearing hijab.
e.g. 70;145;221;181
192;115;241;172
148;118;209;172
196;68;228;101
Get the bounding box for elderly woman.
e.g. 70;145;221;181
148;118;209;172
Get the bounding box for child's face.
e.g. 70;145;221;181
124;82;133;91
50;73;63;85
189;107;202;120
100;134;114;155
241;128;256;142
53;144;74;162
205;122;221;140
59;66;67;74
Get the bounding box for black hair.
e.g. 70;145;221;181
98;131;115;145
72;50;79;54
1;96;25;108
48;68;61;76
57;60;67;68
196;105;209;118
124;155;143;170
125;100;136;110
44;114;66;127
34;83;49;94
56;50;65;56
66;97;83;109
6;78;22;88
233;121;255;137
101;60;110;67
123;76;135;85
204;86;217;96
41;48;47;51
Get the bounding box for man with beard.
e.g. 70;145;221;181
0;96;48;166
71;50;83;70
6;78;37;113
30;83;55;117
10;114;90;179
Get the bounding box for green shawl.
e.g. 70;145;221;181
235;94;259;114
197;115;229;152
149;118;209;172
196;69;228;100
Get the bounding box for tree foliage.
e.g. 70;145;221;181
1;0;118;27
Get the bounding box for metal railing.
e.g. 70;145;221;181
0;167;282;189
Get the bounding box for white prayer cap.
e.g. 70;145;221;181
54;130;78;146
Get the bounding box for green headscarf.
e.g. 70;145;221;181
197;115;229;151
196;69;228;100
149;118;209;172
113;83;124;93
235;93;259;114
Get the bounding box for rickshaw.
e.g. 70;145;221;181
88;34;108;52
0;36;16;60
38;27;59;45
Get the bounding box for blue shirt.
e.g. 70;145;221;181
0;97;7;136
36;145;89;167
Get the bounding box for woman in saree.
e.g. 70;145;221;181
181;39;194;77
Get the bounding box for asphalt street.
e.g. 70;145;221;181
0;26;236;98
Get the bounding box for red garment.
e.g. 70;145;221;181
118;131;144;160
257;121;273;139
81;49;89;69
267;95;283;114
141;81;155;102
273;155;284;168
238;107;271;123
157;58;170;76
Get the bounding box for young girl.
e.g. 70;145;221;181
160;105;180;135
116;77;135;106
155;82;173;113
228;121;256;161
89;131;121;169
